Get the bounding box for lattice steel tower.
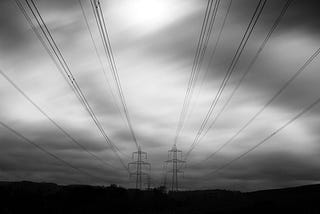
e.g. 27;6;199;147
165;144;185;191
128;146;151;189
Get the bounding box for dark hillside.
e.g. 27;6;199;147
0;181;319;214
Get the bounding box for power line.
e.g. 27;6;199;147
193;0;293;153
77;0;126;124
186;0;267;157
91;0;139;149
204;94;320;177
185;0;267;159
174;0;221;146
0;69;117;170
175;0;220;145
204;0;233;80
13;0;81;103
18;0;129;171
19;0;126;164
185;0;234;125
0;120;108;183
199;45;320;164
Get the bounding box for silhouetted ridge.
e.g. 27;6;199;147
0;181;319;214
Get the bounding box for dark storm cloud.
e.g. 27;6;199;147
215;152;320;191
183;151;320;191
0;133;127;184
0;0;78;51
132;0;320;114
0;0;35;53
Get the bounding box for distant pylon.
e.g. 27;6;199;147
128;146;151;189
161;164;167;187
165;144;185;191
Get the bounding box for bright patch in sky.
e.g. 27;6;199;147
117;0;193;33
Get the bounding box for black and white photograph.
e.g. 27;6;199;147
0;0;320;213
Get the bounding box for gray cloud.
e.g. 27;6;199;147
0;0;320;190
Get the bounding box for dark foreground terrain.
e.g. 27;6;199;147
0;181;319;214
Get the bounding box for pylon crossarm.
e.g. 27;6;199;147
141;161;151;165
128;162;137;166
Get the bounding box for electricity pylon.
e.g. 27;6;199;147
165;144;185;192
128;146;151;189
161;164;167;187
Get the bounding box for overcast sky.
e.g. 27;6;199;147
0;0;320;191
